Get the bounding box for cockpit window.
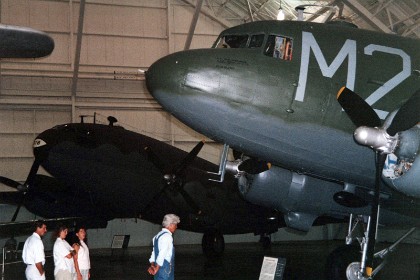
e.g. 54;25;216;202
264;35;293;61
215;35;249;48
249;34;265;48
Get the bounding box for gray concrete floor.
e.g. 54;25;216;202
2;240;419;280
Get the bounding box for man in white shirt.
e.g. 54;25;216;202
148;214;180;280
22;221;47;280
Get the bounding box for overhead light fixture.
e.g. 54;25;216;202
277;0;285;20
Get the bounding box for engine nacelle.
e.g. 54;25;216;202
382;126;420;197
237;166;365;231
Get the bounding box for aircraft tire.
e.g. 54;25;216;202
261;236;271;249
325;244;360;280
202;231;225;257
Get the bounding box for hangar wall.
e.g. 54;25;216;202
0;204;340;249
0;0;224;190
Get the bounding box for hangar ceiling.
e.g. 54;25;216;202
192;0;420;38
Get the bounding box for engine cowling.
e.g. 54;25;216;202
237;165;366;231
382;126;420;197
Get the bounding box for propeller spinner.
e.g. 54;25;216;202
143;141;205;215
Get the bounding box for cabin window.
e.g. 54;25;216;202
264;35;293;61
215;35;249;48
248;34;265;48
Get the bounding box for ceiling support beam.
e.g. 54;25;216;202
341;0;393;33
184;0;204;50
402;21;420;37
246;0;254;22
305;0;339;22
387;6;420;37
180;0;231;28
71;0;86;123
243;0;271;22
372;0;395;17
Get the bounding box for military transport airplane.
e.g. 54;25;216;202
1;116;315;256
145;20;420;279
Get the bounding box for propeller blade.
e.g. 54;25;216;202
0;191;25;222
173;140;205;175
337;87;381;128
364;152;387;277
386;90;420;136
144;146;166;171
24;160;41;191
238;158;271;174
178;188;202;215
232;150;243;160
0;160;41;223
11;202;24;222
0;176;23;189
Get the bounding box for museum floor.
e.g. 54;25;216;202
2;240;420;280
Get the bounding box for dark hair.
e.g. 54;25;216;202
74;225;88;245
75;225;86;233
33;220;46;232
65;231;79;246
54;224;68;238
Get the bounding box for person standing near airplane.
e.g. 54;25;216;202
148;214;180;280
53;224;78;280
22;221;48;280
71;226;91;280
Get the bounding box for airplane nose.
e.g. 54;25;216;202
33;134;52;161
146;49;221;109
145;53;181;101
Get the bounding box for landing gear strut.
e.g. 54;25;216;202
326;214;416;279
259;234;271;249
202;230;225;257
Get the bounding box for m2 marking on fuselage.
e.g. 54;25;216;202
295;31;411;119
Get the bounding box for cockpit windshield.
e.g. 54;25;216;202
215;35;249;48
213;33;293;61
264;35;293;61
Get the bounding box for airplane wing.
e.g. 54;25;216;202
0;24;54;58
0;217;83;239
0;191;24;205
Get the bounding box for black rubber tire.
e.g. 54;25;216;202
325;245;360;280
202;231;225;257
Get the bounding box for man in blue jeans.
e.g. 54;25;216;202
148;214;180;280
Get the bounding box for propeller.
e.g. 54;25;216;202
386;90;419;136
0;160;41;221
337;87;419;136
238;158;271;174
230;150;271;175
337;87;381;128
143;141;205;215
336;86;419;277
